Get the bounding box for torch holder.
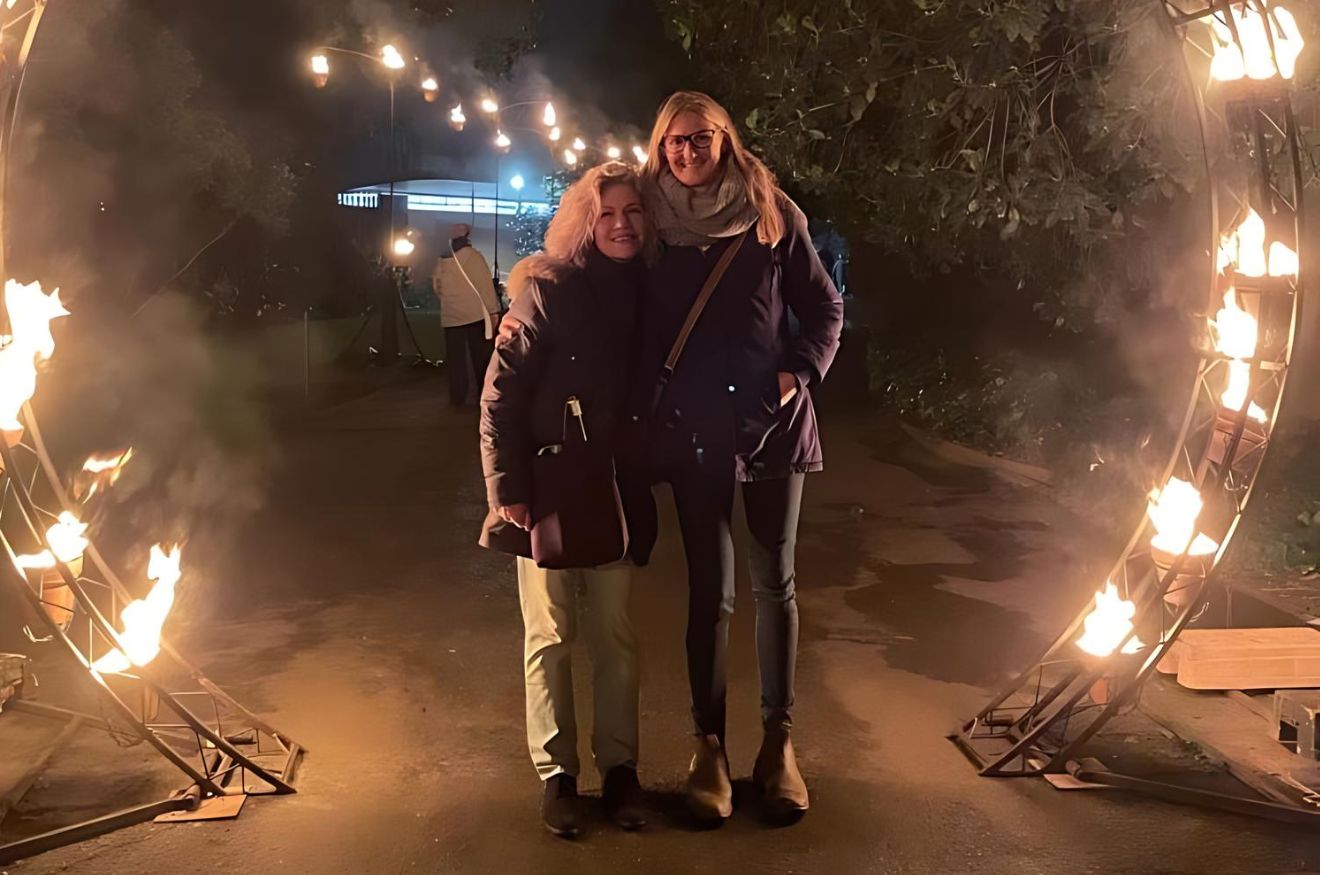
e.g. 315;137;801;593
1150;547;1213;611
23;555;83;631
1206;408;1268;467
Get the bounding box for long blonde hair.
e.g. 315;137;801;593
543;161;657;266
643;90;786;247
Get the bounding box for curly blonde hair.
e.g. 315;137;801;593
642;90;786;247
542;161;657;266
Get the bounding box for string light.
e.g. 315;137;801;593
572;137;586;152
543;102;557;127
632;144;647;164
563;149;578;167
605;145;622;160
480;97;499;115
380;45;406;70
548;126;562;142
494;130;512;152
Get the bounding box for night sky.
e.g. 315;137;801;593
145;0;689;189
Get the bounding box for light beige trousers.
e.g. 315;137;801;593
517;556;639;780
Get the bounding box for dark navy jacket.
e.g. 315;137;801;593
638;199;844;481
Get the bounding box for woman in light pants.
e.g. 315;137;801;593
479;163;653;837
518;559;635;790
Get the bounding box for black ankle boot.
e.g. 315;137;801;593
541;774;580;837
602;765;647;830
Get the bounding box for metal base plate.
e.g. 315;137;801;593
154;794;246;823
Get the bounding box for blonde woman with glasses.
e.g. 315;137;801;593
637;91;843;824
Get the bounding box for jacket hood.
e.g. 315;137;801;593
506;254;575;302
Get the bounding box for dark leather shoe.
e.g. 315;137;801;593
541;774;581;837
686;734;733;822
753;725;809;822
602;765;647;830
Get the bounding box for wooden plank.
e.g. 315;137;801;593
1165;627;1320;690
1141;677;1320;808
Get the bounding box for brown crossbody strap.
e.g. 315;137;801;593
663;231;748;371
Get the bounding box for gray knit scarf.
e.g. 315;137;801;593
651;165;760;248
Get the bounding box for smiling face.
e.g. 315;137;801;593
594;182;645;262
664;110;723;188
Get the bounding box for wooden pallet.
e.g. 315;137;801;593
1159;627;1320;690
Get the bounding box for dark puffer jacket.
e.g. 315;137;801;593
637;199;844;481
478;248;644;557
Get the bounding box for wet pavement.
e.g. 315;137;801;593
7;374;1320;874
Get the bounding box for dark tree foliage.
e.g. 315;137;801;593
657;0;1314;329
510;170;576;257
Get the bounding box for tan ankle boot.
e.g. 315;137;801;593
686;734;733;821
753;725;809;819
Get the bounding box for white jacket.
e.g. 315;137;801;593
432;246;500;329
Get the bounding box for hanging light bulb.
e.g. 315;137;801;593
572;137;586;152
563;149;578;167
548;126;562;142
380;44;406;70
543;102;557;127
310;54;330;88
605;145;622;160
632;144;647;164
480;97;499;115
494;130;512;153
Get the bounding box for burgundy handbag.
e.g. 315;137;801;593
529;398;629;569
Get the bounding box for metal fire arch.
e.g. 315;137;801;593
0;1;304;863
951;0;1309;816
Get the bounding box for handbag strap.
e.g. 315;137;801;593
663;231;748;373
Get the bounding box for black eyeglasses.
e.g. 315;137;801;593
661;129;718;154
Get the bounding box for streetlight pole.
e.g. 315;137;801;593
381;76;400;359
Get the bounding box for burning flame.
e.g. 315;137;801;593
449;104;466;131
310;54;330;76
380;44;406;70
0;281;68;430
1148;478;1220;557
1217;208;1298;279
421;76;438;92
1222;360;1268;422
7;279;68;363
81;447;134;499
542;102;557;127
91;544;183;674
1211;288;1257;359
1077;583;1144;657
13;511;88;570
0;341;36;432
1211;290;1268;422
1208;3;1305;81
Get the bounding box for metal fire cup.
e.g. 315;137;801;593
104;671;161;724
24;555;84;631
1151;547;1212;610
1206;408;1268;468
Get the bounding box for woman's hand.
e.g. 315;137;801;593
777;372;800;408
497;503;531;530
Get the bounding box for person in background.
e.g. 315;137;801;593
433;223;501;407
